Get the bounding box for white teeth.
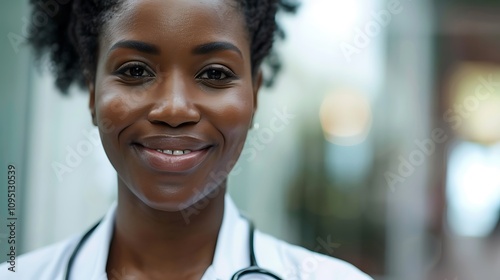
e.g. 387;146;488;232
156;149;192;155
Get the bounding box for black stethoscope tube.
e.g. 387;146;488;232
65;221;100;280
64;219;283;280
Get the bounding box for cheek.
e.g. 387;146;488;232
95;82;152;133
211;90;254;152
215;89;253;124
94;85;147;167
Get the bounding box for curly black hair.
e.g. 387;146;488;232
28;0;298;93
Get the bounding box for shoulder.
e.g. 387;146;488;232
0;234;79;280
255;231;373;280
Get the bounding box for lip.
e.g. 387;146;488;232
135;135;212;151
132;136;213;173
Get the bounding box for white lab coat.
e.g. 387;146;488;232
0;195;373;279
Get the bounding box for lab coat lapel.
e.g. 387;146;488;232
69;202;116;280
208;195;251;279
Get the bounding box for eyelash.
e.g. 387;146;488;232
196;66;237;81
114;62;155;79
113;62;237;85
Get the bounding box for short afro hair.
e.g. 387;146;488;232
28;0;298;93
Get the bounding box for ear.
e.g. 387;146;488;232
88;82;97;126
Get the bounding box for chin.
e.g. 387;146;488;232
130;179;223;213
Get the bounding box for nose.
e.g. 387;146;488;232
147;72;201;128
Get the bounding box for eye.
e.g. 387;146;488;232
114;62;155;79
197;66;236;81
200;69;227;80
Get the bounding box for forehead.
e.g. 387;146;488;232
100;0;249;54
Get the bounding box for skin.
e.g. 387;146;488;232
87;0;262;279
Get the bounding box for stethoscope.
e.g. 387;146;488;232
64;218;283;280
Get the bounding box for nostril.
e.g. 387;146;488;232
147;100;201;128
149;118;199;129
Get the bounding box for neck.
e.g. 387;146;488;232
107;179;226;279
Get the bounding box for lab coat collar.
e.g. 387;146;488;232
71;200;116;280
207;194;252;279
70;194;252;280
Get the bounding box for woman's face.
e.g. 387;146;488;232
90;0;259;211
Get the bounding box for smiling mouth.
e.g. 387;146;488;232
154;149;193;155
132;139;213;173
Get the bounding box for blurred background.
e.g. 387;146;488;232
1;0;500;279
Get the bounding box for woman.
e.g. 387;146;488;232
1;0;373;279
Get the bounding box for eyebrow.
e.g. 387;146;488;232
109;40;161;55
192;42;243;58
108;40;242;58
